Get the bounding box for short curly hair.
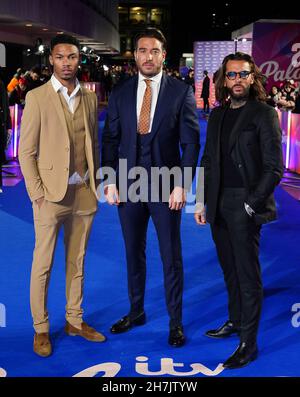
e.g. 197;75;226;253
50;34;80;53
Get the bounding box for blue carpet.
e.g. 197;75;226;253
0;115;300;377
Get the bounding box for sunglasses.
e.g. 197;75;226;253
225;71;252;80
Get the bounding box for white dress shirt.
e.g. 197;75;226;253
51;74;81;114
51;74;89;184
136;70;163;133
106;71;163;190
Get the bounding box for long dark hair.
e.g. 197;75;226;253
215;52;267;107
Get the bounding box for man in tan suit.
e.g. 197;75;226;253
19;34;105;357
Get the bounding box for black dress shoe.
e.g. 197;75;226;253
110;313;146;334
205;320;240;339
168;326;185;347
223;342;258;369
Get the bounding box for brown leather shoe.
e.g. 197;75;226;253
65;321;106;342
33;332;52;357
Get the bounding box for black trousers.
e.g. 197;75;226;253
210;187;263;343
203;97;209;112
118;201;183;328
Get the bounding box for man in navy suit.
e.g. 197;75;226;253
102;28;200;346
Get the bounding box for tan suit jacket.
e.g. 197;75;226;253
19;80;100;202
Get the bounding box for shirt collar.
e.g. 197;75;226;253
51;74;81;97
138;70;163;85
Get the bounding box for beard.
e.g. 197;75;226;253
139;65;161;78
228;85;251;101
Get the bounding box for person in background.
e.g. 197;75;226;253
266;85;282;108
185;69;195;93
292;85;300;114
8;77;28;107
0;77;12;192
7;68;22;93
201;70;210;113
25;66;42;91
277;82;296;111
40;66;51;83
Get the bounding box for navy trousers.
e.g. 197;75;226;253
118;201;183;328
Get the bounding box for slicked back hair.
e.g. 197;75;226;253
134;28;167;51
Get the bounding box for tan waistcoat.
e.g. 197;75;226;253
58;92;88;178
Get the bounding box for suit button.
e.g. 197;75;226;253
238;164;242;168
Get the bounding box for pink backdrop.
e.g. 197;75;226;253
252;22;300;91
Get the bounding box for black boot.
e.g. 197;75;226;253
168;326;185;347
223;341;258;369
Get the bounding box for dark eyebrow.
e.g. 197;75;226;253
138;47;161;51
55;52;77;56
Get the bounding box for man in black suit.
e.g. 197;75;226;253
201;70;210;113
102;28;200;346
195;52;283;368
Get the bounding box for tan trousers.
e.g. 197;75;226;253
30;184;97;333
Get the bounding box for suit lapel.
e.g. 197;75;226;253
127;75;138;135
81;88;91;138
47;80;69;139
213;107;227;163
81;88;95;185
228;100;257;153
149;73;169;141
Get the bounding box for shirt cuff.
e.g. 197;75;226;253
195;202;205;214
244;202;255;217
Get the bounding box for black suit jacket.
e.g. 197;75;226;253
201;76;210;99
200;100;283;225
102;73;200;191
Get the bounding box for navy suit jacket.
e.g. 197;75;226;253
102;73;200;190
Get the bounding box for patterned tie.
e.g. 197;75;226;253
138;79;152;134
